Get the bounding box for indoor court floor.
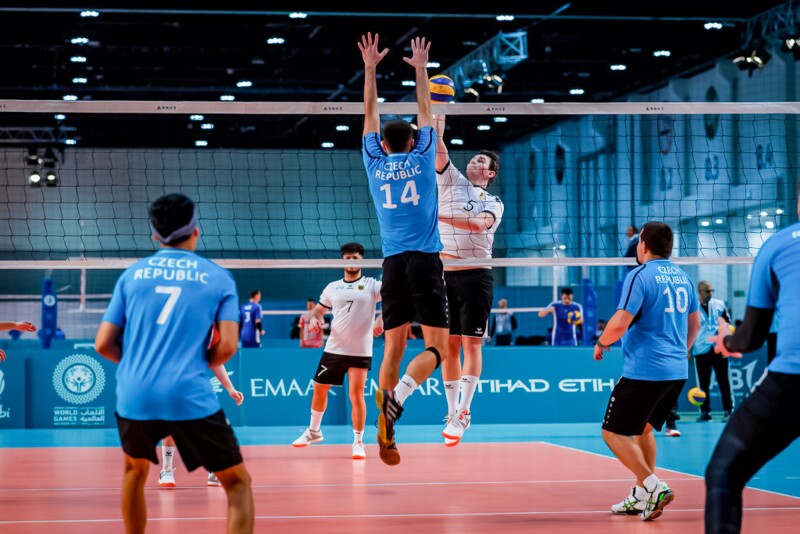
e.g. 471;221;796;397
0;421;798;533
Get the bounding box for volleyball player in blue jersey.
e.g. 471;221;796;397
95;194;253;533
594;221;700;521
538;287;584;346
705;192;800;533
239;290;264;348
359;32;450;466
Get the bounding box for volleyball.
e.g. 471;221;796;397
688;387;707;406
430;74;456;103
567;310;581;324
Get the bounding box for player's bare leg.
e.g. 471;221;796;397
121;455;150;534
348;367;368;459
214;462;254;533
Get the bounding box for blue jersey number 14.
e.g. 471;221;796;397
380;181;420;209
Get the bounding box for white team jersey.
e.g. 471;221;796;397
437;161;504;259
319;276;381;357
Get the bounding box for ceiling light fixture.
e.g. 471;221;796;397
704;22;723;30
653;50;671;57
267;37;285;45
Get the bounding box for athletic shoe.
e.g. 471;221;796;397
158;467;176;488
207;472;222;487
665;427;681;437
375;388;403;466
641;482;675;521
442;409;471;447
352;440;366;460
611;487;646;515
292;428;323;447
697;412;712;422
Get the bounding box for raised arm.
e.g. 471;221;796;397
359;32;388;136
0;321;36;332
433;114;449;171
403;36;432;128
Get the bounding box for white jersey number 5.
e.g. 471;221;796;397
155;286;183;325
380;180;420;209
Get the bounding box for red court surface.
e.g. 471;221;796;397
0;442;797;532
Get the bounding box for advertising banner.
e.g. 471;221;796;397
0;358;26;429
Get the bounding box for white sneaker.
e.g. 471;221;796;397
207;472;222;487
611;487;646;515
352;441;366;460
442;410;471;447
292;428;323;447
158;467;176;488
641;482;674;521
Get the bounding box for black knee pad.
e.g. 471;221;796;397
427;346;442;369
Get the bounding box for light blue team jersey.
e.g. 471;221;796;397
239;302;262;345
102;249;239;420
747;222;800;375
362;126;442;257
549;301;583;346
618;259;699;380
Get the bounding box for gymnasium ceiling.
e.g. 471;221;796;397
0;0;793;149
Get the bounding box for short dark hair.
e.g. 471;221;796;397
640;221;673;258
340;242;365;256
307;298;315;303
479;150;500;184
629;224;639;233
148;193;195;245
250;290;260;298
382;120;414;153
561;288;573;296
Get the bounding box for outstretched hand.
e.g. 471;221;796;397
403;36;430;69
710;317;742;359
0;348;5;362
358;32;389;68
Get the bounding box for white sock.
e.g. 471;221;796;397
309;409;324;432
162;446;175;470
353;429;364;443
643;474;661;493
457;375;479;412
444;380;460;415
633;485;648;500
393;375;419;405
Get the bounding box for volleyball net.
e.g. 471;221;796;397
0;100;797;338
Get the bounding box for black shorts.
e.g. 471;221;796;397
602;377;686;435
314;352;372;386
445;269;493;337
381;251;449;330
115;409;243;473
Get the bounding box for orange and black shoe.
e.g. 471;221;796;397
375;388;403;466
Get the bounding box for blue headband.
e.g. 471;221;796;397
151;214;197;245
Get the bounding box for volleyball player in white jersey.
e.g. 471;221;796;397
292;243;383;459
433;114;503;446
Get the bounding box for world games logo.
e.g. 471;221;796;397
52;354;106;404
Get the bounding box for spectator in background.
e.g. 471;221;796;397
594;319;607;342
625;225;640;261
299;298;325;348
239;290;264;348
54;326;66;340
538;288;584;346
489;298;517;346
